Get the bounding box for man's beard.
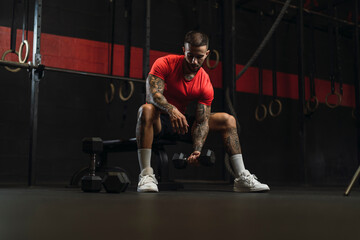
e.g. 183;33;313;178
189;63;200;72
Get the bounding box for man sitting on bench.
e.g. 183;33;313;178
136;30;270;193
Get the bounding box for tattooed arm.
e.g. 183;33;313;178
146;74;173;113
187;103;211;163
146;74;189;134
192;103;211;151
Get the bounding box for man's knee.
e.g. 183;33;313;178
223;113;236;129
210;112;237;132
138;104;158;123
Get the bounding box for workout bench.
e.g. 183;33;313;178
69;137;184;190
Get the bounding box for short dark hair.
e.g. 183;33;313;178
184;31;209;49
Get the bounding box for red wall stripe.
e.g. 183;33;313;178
0;26;355;108
235;64;355;107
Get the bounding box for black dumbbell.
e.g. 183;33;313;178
173;153;187;169
172;149;215;169
103;171;131;193
81;137;103;192
198;149;216;166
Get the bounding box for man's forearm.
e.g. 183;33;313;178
192;103;211;152
191;121;209;152
149;92;174;113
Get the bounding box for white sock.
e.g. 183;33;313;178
137;149;153;175
230;154;246;178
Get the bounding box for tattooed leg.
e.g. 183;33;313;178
209;113;242;155
224;127;242;155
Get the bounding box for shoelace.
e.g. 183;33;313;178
241;173;259;186
139;174;158;185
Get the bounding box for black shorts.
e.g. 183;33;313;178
154;114;194;143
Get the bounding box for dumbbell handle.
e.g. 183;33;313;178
89;153;97;176
178;156;213;166
184;156;200;165
172;150;215;169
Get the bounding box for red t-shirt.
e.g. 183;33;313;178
149;55;214;113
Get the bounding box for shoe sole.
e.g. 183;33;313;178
137;190;159;193
233;187;270;193
137;187;159;193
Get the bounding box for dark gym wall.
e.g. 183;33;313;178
0;0;358;186
234;0;357;186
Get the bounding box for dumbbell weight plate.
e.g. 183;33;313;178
198;149;215;167
81;175;102;192
172;153;187;169
103;171;131;193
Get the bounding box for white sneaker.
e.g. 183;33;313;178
137;174;159;193
233;170;270;192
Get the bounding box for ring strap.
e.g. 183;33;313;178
269;8;283;118
309;13;316;98
256;11;266;121
328;0;336;95
306;14;319;113
330;2;343;96
334;7;343;96
10;0;18;51
272;8;278;100
25;0;30;40
326;1;343;108
21;0;30;42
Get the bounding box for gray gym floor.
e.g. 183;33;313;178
1;185;359;240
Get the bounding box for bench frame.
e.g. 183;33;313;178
69;138;184;190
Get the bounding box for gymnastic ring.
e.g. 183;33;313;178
206;49;220;69
255;104;267;122
105;82;115;104
18;40;29;64
1;50;21;73
119;80;134;101
268;99;282;117
306;95;319;113
325;91;342;109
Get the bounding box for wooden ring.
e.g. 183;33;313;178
105;82;115;104
206;49;220;69
18;40;29;64
255;104;267;121
325;91;342;108
119;81;134;101
306;95;319;113
269;99;282;117
1;50;21;72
